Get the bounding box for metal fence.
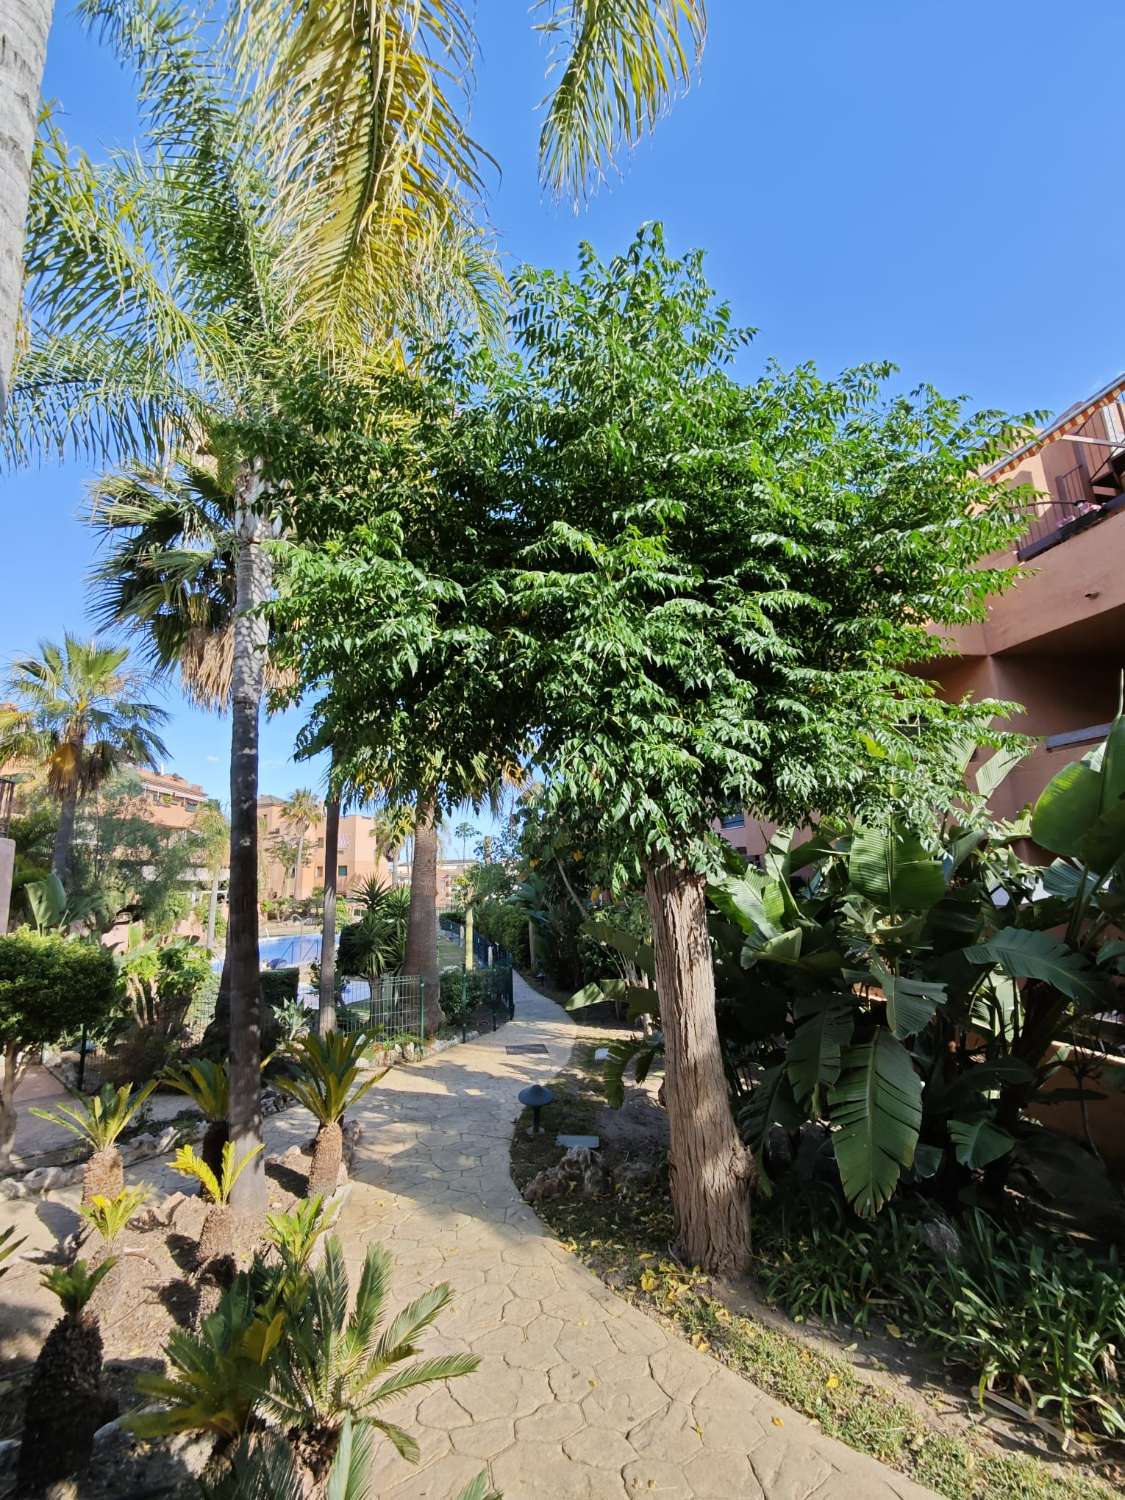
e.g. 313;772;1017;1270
336;973;428;1040
439;914;513;971
73;982;220;1092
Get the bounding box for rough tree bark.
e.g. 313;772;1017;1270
50;779;79;885
0;1040;23;1171
403;796;444;1034
226;468;269;1214
644;858;754;1274
0;0;52;412
319;794;340;1036
206;869;220;952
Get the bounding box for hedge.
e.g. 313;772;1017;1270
0;930;117;1048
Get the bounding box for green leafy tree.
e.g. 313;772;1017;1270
449;229;1029;1271
0;636;168;885
0;931;117;1170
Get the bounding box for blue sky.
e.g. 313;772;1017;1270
5;0;1125;810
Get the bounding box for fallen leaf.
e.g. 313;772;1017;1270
825;1375;840;1390
771;1416;784;1427
885;1323;902;1339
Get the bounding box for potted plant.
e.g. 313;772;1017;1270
17;1260;118;1492
279;1032;382;1196
30;1080;156;1204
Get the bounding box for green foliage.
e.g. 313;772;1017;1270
264;1195;338;1285
828;1032;923;1218
337;886;411;978
279;1030;381;1125
754;1189;1125;1445
261;1237;480;1460
79;1185;150;1245
162;1058;229;1121
259;967;301;1010
0;929;117;1049
42;1257;117;1318
170;1140;264;1205
272;994;310;1044
30;1079;157;1151
0;1225;27;1279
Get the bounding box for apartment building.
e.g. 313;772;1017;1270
257;794;473;903
716;373;1125;859
134;769;211;831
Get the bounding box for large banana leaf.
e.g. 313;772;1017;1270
963;928;1104;1008
580;917;655;980
869;964;947;1040
737;1062;805;1151
1031;710;1125;871
786;998;853;1106
974;745;1029;799
848;825;945;915
948;1115;1014;1169
709;869;785;941
828;1032;922;1217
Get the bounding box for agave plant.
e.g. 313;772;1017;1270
261;1237;480;1487
163;1058;230;1183
30;1080;157;1204
170;1140;264;1266
279;1032;382;1196
17;1259;117;1492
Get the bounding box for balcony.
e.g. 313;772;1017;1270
1017;399;1125;560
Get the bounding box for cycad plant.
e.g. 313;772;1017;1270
0;1224;26;1279
279;1032;381;1196
171;1140;264;1266
163;1057;231;1182
17;1259;117;1492
261;1237;479;1489
30;1079;157;1204
80;1185;150;1257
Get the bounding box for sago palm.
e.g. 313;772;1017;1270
0;636;168;884
279;1031;381;1196
30;1079;157;1205
261;1236;479;1488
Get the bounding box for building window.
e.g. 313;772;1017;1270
720;812;745;829
337;864;348;878
315;865;323;879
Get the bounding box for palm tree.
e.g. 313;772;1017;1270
402;796;442;1028
11;0;708;1208
282;788;321;900
194;800;230;950
454;818;478;864
0;636;168;885
371;803;414;888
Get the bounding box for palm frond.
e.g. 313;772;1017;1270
534;0;707;201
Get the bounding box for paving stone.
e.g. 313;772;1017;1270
563;1424;637;1469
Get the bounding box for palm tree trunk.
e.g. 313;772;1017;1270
226;469;269;1215
51;785;79;886
403;797;444;1035
206;869;220;952
292;828;305;900
0;0;52;412
319;795;340;1036
644;858;753;1275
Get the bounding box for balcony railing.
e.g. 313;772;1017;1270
1016;486;1125;561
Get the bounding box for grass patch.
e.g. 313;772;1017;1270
511;1043;1117;1500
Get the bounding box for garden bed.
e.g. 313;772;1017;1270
510;1039;1123;1500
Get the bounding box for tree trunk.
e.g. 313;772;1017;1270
527;919;538;973
464;904;474;972
0;1040;22;1171
644;858;753;1275
319;795;340;1036
226;470;269;1215
293;828;305;899
206;870;220;952
403;797;444;1035
0;0;52;412
51;783;79;886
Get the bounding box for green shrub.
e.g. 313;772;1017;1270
439;968;509;1028
753;1185;1125;1444
259;967;300;1009
0;930;117;1047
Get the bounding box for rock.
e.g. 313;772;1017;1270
402;1043;417;1062
0;1178;21;1200
916;1213;962;1262
157;1127;179;1151
21;1167;53;1193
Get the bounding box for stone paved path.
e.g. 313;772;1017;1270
339;974;937;1500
